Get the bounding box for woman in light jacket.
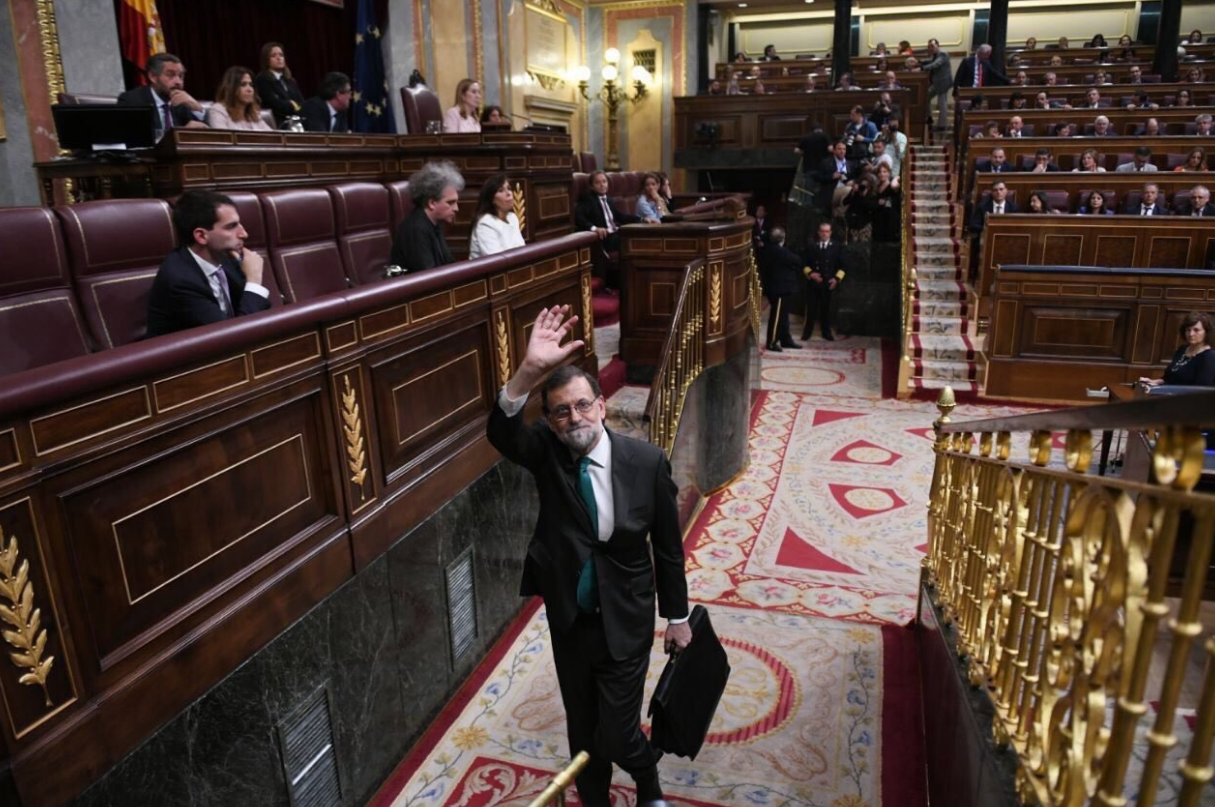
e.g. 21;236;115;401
468;173;525;259
443;78;482;133
205;67;273;131
634;173;668;222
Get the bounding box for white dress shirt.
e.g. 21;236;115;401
188;249;268;313
468;212;525;259
496;386;687;624
993;202;1005;214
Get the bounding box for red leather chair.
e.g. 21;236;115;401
328;182;394;286
56;199;176;348
57;93;117;105
580;152;598;173
1043;190;1071;212
400;85;443;134
0;207;93;373
260;188;351;303
225;191;286;306
385;181;415;230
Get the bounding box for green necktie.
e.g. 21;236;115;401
575;456;599;613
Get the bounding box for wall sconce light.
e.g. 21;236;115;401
576;48;651;171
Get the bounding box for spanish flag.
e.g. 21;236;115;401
117;0;167;85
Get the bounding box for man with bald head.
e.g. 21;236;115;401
954;44;1009;91
1178;186;1215;217
1007;116;1025;137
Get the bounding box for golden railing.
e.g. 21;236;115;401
896;143;916;398
921;386;1215;807
645;259;706;454
525;751;591;807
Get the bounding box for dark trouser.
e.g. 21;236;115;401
603;231;622;253
802;280;834;338
766;292;792;347
550;612;661;807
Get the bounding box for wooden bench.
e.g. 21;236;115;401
712;72;929;120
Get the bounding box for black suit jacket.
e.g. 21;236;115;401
980;163;1018;173
117;85;197;130
254;71;306;126
752;217;772;249
759;242;802;295
487;402;688;660
574;193;640;233
969;198;1019;233
803;240;846;282
1177;202;1215;218
813;156;859;209
146;248;271;338
953;56;1009;93
301;96;349;133
1123;201;1170;216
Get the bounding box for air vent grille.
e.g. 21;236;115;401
446;548;479;663
278;686;341;807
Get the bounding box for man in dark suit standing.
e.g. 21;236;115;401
117;53;206;138
969;179;1019;234
760;227;803;351
814;140;858;214
802;221;846;340
575;170;641;253
301;72;353;133
953;44;1009;94
1177;185;1215;217
146;191;271;338
1125;183;1170;216
752;203;772;250
487;305;691;807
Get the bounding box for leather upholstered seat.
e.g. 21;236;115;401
0;207;92;373
385;181;415;230
260;188;350;303
56;198;177;348
400;85;443;134
328;182;394;285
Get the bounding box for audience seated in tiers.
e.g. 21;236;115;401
467;173;526;260
1024;37;1038;50
1092;115;1115;136
118;52;206;137
1175;147;1207;173
1184;67;1206;84
836;72;860;91
752;80;768;95
205;66;273;131
1072;149;1106;173
1014;71;1029;87
1080;88;1105;109
443;78;483;133
1028;148;1061;173
1140;312;1215;387
1177;186;1215;217
1128;65;1144;84
301;71;352;133
1140;117;1162;137
1126;92;1158;111
1076;189;1113;215
254;42;305;127
877;71;901;90
982;146;1013;173
1027;191;1062;214
1007;115;1027;137
634;173;668;223
574;170;640;253
803;74;818;92
1197;115;1214;136
970;179;1018;233
1116;146;1158;173
1172;89;1195;108
1127;183;1168;215
145;191;271;338
1185;30;1206;46
389;161;463;272
761;44;781;62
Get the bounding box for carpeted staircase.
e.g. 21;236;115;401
907;144;980;395
590;281;649;441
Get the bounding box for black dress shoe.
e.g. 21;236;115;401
767;344;783;352
638;801;672;807
822;332;835;341
780;341;802;349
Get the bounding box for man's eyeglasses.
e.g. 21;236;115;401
548;397;600;422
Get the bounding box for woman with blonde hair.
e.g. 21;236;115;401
1175;147;1207;173
443;78;483;133
206;66;272;130
1072;149;1106;172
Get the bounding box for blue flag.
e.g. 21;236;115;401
352;0;396;133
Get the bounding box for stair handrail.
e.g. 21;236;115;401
896;144;916;397
921;385;1215;806
525;752;591;807
643;258;706;454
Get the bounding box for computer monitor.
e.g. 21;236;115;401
52;104;159;152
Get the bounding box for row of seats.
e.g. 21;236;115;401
970;121;1209;137
0;181;424;375
975;151;1210;172
976;186;1206;214
960;94;1215;110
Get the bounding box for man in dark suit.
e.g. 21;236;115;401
814;140;858;213
969;179;1019;234
301;72;353;133
761;227;803;351
1125;183;1170;216
117;53;206;138
146;191;271;338
1177;185;1215;217
953;44;1009;93
752;204;772;250
980;146;1016;173
575;170;640;253
1026;148;1062;173
487;305;691;807
389;160;463;272
802;221;846;340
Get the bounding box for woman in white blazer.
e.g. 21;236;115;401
468;173;526;259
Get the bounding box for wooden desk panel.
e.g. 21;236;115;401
984;265;1215;400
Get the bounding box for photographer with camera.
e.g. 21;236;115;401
843;106;877;161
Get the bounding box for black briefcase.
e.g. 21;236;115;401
647;605;730;760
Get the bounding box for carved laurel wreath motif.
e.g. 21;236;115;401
495;311;512;387
709;266;722;327
580;275;595;355
341;376;368;499
0;534;54;706
513;183;527;233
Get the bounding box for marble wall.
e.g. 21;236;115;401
70;459;538;807
55;0;124;97
0;0;40;207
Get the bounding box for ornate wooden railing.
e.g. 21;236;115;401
921;386;1215;806
896;144;916;398
645;260;705;453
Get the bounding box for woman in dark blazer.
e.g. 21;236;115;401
1077;190;1114;215
254;42;306;127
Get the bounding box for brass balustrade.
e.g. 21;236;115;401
645;260;706;454
896;143;915;398
525;752;591;807
921;386;1215;806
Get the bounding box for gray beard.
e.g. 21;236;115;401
558;421;603;454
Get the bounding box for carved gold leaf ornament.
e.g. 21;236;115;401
580;275;595;355
0;535;54;706
513;182;527;233
341;376;368;499
709;267;722;327
495;310;512;386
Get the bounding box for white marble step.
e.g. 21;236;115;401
916;359;977;382
914;334;973;362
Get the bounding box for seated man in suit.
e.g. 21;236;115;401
117;52;206;138
815;139;859;213
574;170;640;253
760;227;803;351
1007;115;1027;137
1178;185;1215;217
1197;114;1214;136
802;221;846;341
954;44;1009;92
389;160;464;272
969;179;1019;234
1127;65;1144;84
1116;146;1158;172
1126;182;1170;215
488;306;690;807
981;146;1015;173
1027;147;1061;173
301;72;353;133
1093;115;1117;136
1081;88;1104;109
146;191;271;338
